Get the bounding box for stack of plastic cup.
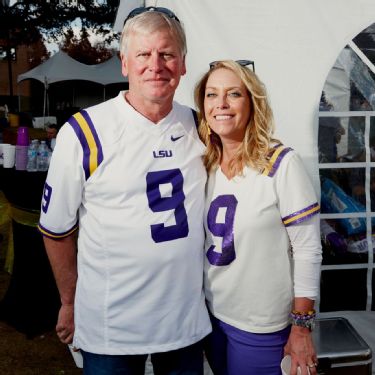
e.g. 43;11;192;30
15;126;29;170
281;355;303;374
3;144;16;168
68;345;83;368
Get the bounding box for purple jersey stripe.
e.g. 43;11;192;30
38;222;78;239
68;115;91;180
80;109;104;165
282;202;320;227
267;147;292;177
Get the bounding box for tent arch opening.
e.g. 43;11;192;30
318;21;375;313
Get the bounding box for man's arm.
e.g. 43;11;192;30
44;233;77;344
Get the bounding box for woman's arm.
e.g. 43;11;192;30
284;215;322;375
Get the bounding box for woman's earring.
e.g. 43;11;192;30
206;121;211;136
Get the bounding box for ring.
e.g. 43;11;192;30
308;363;315;368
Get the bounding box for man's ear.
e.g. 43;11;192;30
181;56;187;76
121;54;128;77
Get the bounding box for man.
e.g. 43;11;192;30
38;7;210;374
45;124;59;150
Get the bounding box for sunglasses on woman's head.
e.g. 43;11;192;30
124;6;180;26
209;60;255;72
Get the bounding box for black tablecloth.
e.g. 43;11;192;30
0;168;60;337
0;168;47;210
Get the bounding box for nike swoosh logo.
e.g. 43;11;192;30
171;135;184;142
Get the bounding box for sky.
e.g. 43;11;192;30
44;20;119;55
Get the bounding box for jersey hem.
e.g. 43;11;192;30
38;222;78;239
73;328;211;355
211;311;290;334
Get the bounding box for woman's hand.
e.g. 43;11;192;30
284;325;318;375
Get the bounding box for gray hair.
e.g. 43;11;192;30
120;10;187;58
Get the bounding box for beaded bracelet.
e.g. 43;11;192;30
290;309;316;331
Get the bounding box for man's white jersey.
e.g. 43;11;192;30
39;92;211;354
204;145;320;333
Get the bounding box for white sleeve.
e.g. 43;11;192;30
276;150;320;226
286;215;322;299
38;123;85;238
274;149;322;299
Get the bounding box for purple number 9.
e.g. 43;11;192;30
207;194;238;266
42;182;52;214
146;169;189;243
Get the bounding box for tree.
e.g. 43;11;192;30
0;0;118;44
0;0;119;106
61;27;115;65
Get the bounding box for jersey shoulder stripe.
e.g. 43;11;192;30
262;144;292;177
38;222;79;239
282;202;320;227
68;110;103;180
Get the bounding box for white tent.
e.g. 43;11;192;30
114;0;375;188
17;50;127;116
17;50;126;86
90;54;127;85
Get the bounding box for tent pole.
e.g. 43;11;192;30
43;78;47;122
17;83;20;112
47;86;49;116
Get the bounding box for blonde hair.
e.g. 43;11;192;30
120;10;187;58
194;60;278;175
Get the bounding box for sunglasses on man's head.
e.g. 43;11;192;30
124;6;180;26
209;60;255;72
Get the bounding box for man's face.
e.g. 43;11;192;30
46;127;57;140
121;29;186;106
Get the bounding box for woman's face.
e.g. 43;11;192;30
204;68;251;144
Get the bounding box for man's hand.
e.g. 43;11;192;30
43;235;77;345
56;304;75;344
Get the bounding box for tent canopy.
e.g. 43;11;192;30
17;50;127;86
113;0;143;32
114;0;375;182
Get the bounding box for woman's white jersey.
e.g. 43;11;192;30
39;92;211;354
204;146;320;333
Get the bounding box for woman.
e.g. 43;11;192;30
194;60;322;375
